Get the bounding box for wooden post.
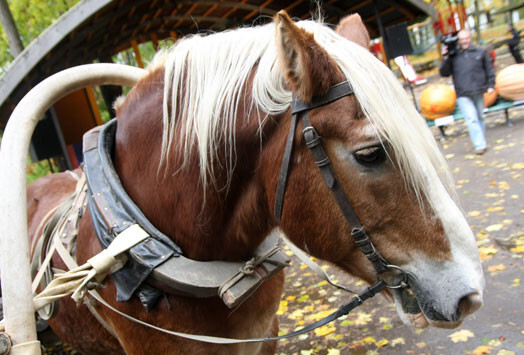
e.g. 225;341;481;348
474;0;481;44
131;39;144;68
0;0;24;56
373;0;390;68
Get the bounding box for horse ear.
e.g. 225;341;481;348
336;14;370;50
274;10;340;102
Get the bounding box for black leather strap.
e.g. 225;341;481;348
291;81;353;114
301;114;390;275
274;80;390;275
275;81;354;223
274;112;298;223
260;280;386;342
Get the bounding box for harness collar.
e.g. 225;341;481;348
83;120;289;310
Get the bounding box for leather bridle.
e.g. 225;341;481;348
274;80;407;284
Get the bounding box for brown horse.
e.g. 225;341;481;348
27;12;484;354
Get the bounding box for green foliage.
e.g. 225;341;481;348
26;157;54;184
0;0;81;74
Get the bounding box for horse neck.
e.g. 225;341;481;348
114;68;280;261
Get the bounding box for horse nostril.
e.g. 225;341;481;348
458;292;483;318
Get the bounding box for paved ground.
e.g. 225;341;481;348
276;53;524;355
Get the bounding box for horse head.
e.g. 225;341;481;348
269;11;484;329
112;10;485;345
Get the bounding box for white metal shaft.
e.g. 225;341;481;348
0;63;145;353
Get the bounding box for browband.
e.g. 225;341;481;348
291;81;354;114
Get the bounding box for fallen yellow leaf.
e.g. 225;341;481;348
376;339;389;347
416;342;427;348
361;336;375;344
314;324;336;337
498;181;510;190
308;309;338;321
472;345;493;355
288;309;304;320
486;224;503;232
512;163;524;170
512;279;520;287
277;300;288;315
479;246;498;259
354;312;372;326
487;206;504;212
510;246;524;253
391;337;406;346
449;329;475;343
477;231;489;239
327;349;341;355
469;210;482;217
496;350;515;355
487;264;507;273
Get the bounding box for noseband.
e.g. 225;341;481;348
275;80;403;281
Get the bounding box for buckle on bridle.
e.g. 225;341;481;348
302;126;321;148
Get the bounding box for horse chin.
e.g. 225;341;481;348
392;287;428;329
392;287;464;330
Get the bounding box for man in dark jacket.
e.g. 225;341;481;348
507;25;523;63
439;29;495;154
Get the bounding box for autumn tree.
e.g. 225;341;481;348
0;0;80;75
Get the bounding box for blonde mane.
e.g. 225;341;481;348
151;19;455;211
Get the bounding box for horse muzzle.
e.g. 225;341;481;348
393;273;483;329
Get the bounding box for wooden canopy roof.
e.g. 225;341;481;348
0;0;436;128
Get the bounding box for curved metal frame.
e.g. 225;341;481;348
0;63;145;353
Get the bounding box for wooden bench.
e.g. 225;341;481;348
425;98;524;138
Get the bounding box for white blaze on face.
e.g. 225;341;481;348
424;164;485;296
398;159;485;323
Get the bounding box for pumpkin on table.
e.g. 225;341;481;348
420;84;456;120
496;64;524;101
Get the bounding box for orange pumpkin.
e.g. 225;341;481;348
420;84;456;120
484;88;498;107
496;64;524;101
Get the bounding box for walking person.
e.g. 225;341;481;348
439;29;496;155
507;24;523;64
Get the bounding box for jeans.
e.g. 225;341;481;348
457;94;487;151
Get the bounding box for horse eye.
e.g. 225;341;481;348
353;146;386;166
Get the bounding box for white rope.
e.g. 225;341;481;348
32;224;148;311
281;236;357;294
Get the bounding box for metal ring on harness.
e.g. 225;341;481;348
382;264;410;289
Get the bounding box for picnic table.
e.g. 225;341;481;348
426;98;524;138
